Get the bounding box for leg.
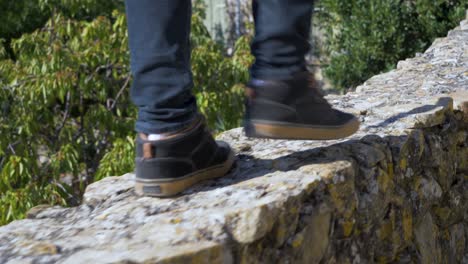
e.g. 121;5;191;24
125;0;234;197
125;0;196;134
245;0;359;139
250;0;313;80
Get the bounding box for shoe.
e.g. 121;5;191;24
244;71;359;140
134;115;235;197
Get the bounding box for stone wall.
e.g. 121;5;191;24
0;13;467;264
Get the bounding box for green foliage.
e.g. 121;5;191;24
0;39;6;60
94;137;135;181
317;0;467;89
0;184;66;224
191;0;253;131
0;0;123;59
0;10;133;225
0;2;250;225
0;0;49;40
0;0;123;39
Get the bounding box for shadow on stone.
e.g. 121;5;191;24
368;97;452;128
183;141;355;195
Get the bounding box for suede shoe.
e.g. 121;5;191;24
244;72;359;140
135;115;235;197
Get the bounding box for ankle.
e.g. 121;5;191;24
140;115;202;141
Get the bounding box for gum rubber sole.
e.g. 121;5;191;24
246;117;360;140
135;151;236;197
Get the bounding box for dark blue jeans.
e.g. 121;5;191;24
125;0;314;134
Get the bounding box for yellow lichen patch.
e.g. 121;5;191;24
376;255;391;264
291;233;304;248
342;220;354;237
328;183;355;218
399;158;407;171
443;228;450;240
170;217;182;224
276;226;286;243
391;195;404;206
413;177;422;195
328;185;344;212
416;132;425;158
402;207;413;242
31;242;59;255
377;168;391;193
275;215;287;244
433;206;452;223
289;206;298;214
391;229;401;253
378;221;393;241
378;209;396;241
387;163;394;181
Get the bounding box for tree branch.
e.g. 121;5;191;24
109;75;130;111
55;90;71;138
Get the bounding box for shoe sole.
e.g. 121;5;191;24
134;150;236;197
246;117;360;140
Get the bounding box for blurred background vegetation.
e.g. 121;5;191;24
0;0;465;225
317;0;467;90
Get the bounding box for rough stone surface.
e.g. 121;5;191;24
1;15;467;264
